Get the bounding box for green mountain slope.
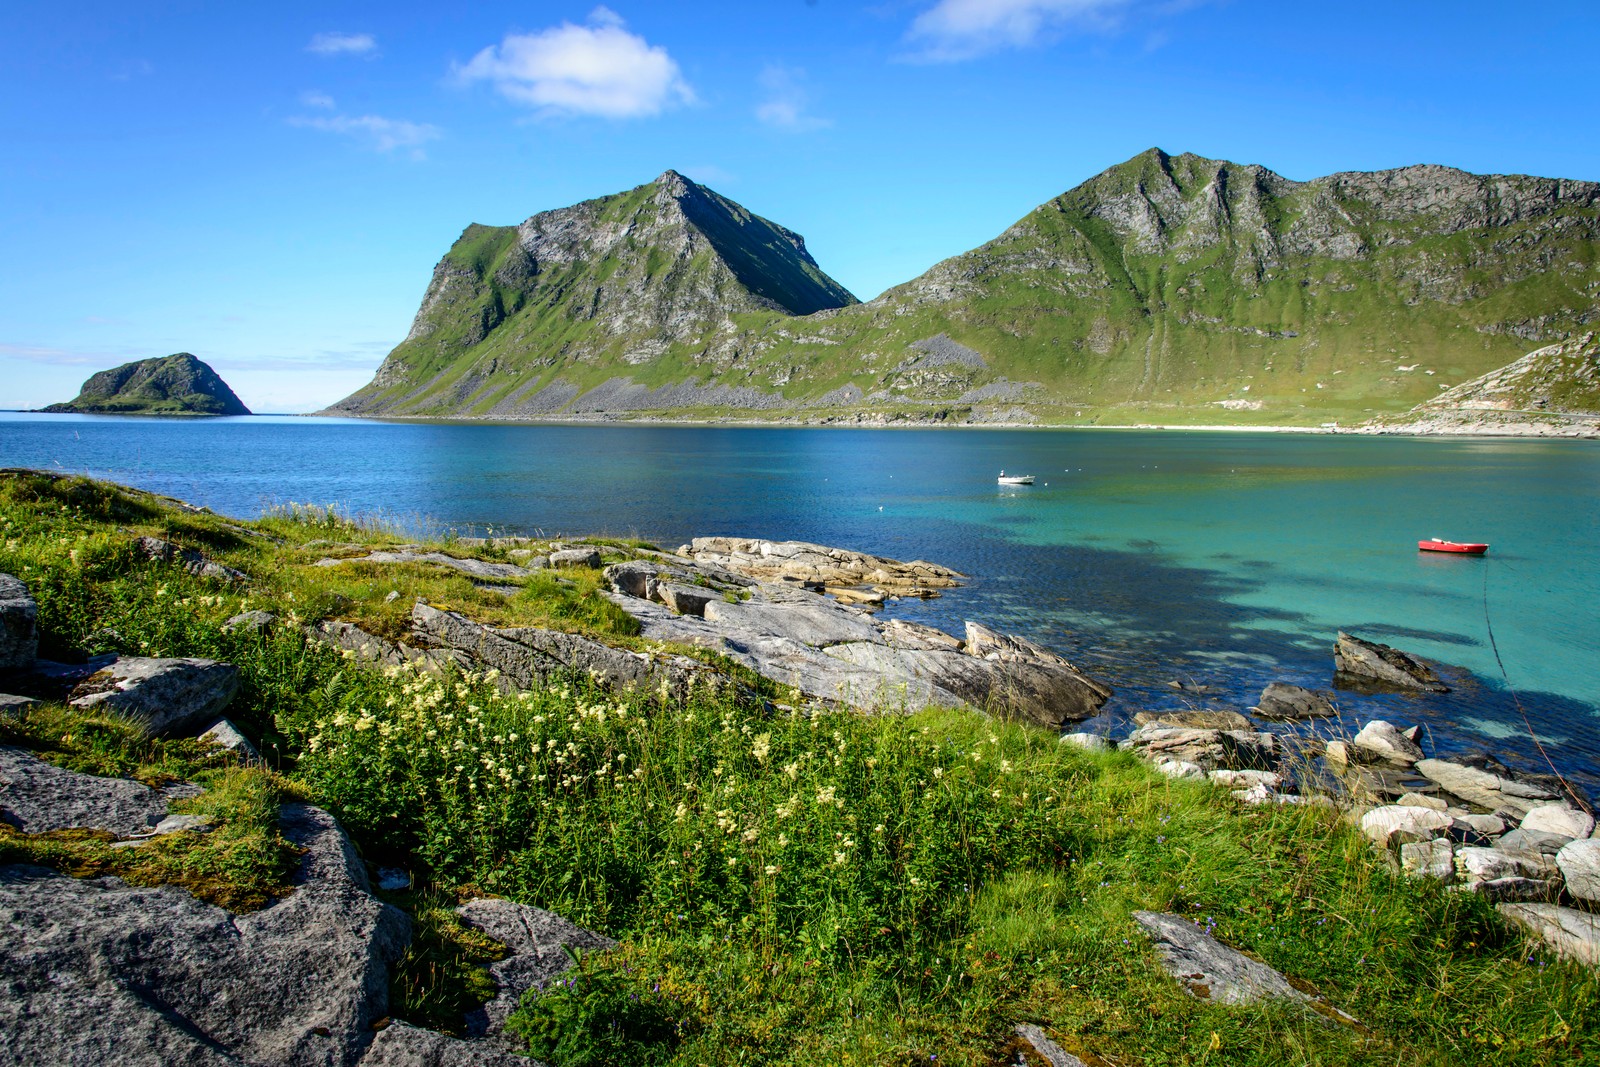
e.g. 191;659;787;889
43;353;250;416
329;171;857;417
331;151;1600;425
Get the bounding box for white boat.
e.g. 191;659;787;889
997;470;1034;485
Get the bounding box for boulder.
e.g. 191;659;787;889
548;547;602;569
1125;725;1278;772
1455;846;1560;900
1496;903;1600;967
0;803;410;1066
135;536;247;583
1253;682;1336;721
360;1022;538;1067
1350;720;1425;765
1414;758;1561;819
1450;814;1507;845
1361;805;1454;848
1555;839;1600;904
1399;839;1455;881
200;717;261;763
1061;732;1111;751
1333;631;1449;692
1521;804;1595;840
656;582;717;618
68;656;241;738
0;694;36;717
223;609;277;634
455;898;615;1040
1;745;168;837
1133;709;1253;731
0;574;39;673
1395;791;1447;811
1156;760;1205;780
1132;911;1309;1005
1013;1024;1090;1067
1497;828;1574;857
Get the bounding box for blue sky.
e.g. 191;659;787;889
3;1;1598;412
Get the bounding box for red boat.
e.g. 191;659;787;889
1418;538;1489;555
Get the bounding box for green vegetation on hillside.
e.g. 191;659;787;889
331;150;1600;427
43;352;251;416
1;470;1596;1065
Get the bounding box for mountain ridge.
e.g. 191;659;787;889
328;150;1600;426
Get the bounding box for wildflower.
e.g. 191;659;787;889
751;732;772;764
783;761;799;780
932;767;944;779
1000;759;1013;774
764;865;779;876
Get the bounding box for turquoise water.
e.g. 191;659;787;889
3;413;1597;785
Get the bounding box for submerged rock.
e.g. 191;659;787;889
1334;632;1449;692
1253;682;1337;721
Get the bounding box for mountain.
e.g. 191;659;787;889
43;353;250;416
331;151;1600;425
1363;332;1600;436
328;170;857;417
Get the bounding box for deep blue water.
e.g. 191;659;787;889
4;413;1598;787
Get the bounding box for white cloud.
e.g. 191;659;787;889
289;114;441;159
907;0;1131;61
0;343;98;366
754;66;831;132
307;32;377;57
456;9;694;119
299;90;337;109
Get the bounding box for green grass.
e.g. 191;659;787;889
0;469;1596;1065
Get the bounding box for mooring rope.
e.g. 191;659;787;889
1480;558;1582;805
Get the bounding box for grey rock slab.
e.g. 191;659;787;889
360;1022;544;1067
703;595;881;648
688;536;964;589
135;536;248;583
0;573;39;673
411;602;738;704
548;547;601;568
0;803;410;1067
1351;720;1425;765
1013;1024;1089;1067
1134;709;1254;730
0;745;167;837
1253;682;1337;721
1472;876;1562;903
657;581;717;618
315;551;539;583
1498;903;1600;966
0;693;36;716
1396;791;1448;811
1334;631;1449;692
223;609;276;634
455;897;615;1039
1556;839;1600;903
1061;732;1111;751
1133;910;1309;1005
1156;759;1206;780
1415;758;1559;819
1497;828;1574;857
309;618;471;675
877;617;963;652
1361;805;1453;848
1126;725;1278;772
1521;804;1595;839
1400;839;1456;881
69;656;241;738
200;717;261;763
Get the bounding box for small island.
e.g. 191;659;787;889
43;352;250;416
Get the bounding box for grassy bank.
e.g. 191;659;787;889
0;470;1594;1066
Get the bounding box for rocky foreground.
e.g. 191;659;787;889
4;521;1599;1064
